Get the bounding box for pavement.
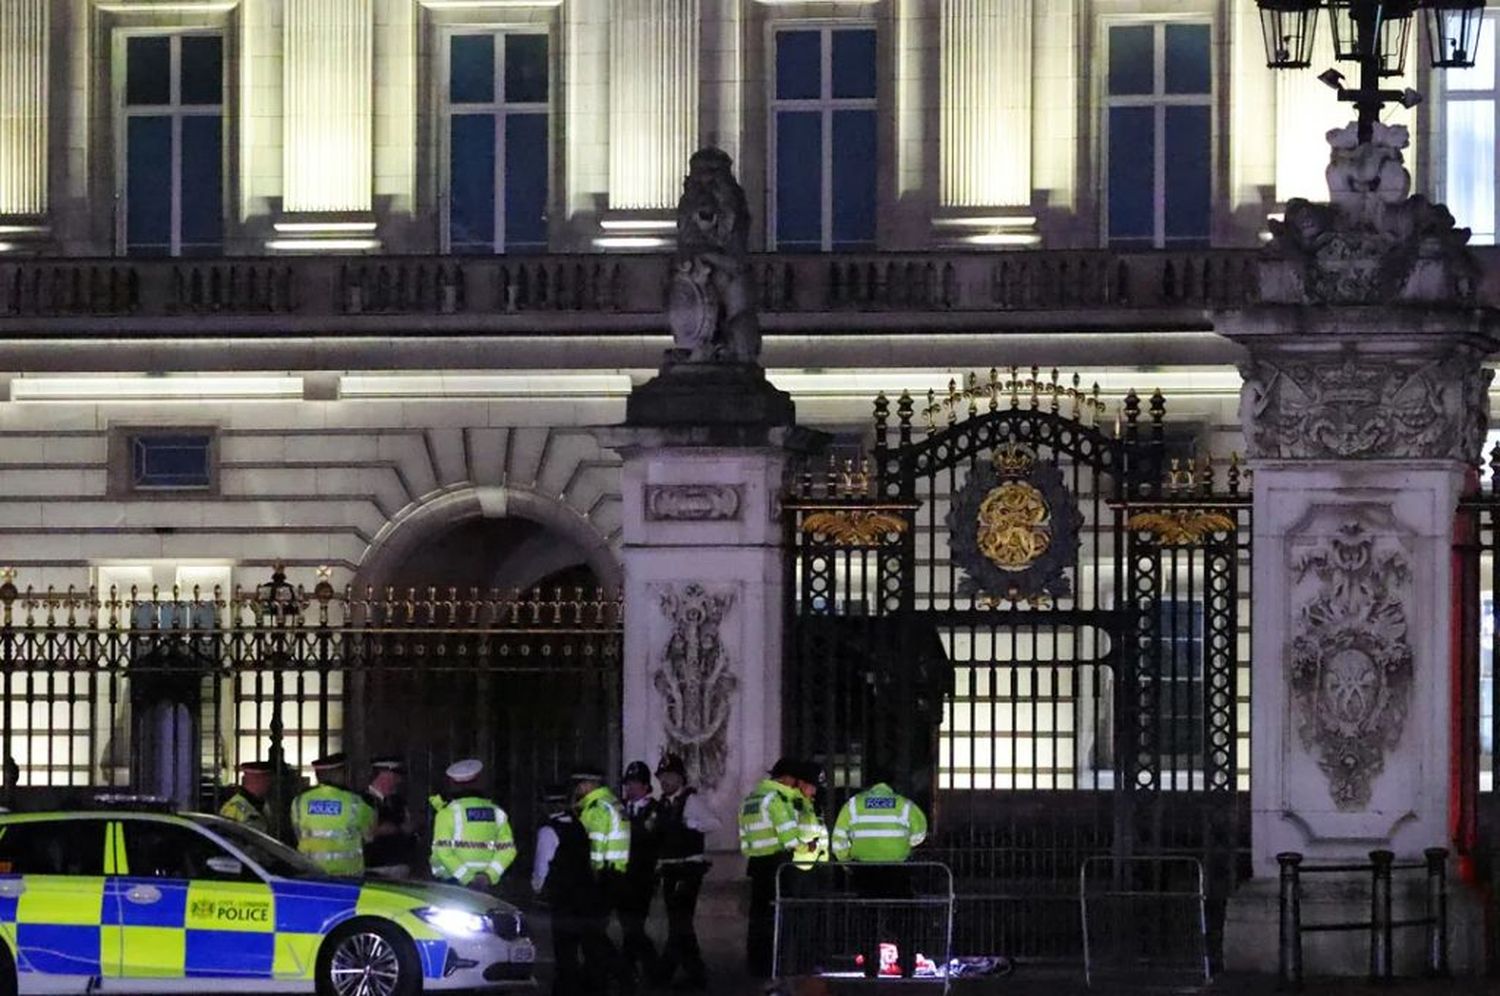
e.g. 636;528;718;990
524;882;1495;996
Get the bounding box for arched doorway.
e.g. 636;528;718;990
350;489;623;859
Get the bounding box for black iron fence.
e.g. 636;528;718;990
0;572;622;847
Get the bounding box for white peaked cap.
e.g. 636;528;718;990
446;758;484;782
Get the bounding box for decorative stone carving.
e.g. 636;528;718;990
666;148;761;366
644;484;742;522
1262;122;1478;305
1289;521;1414;811
655;584;738;790
1239;353;1493;461
947;443;1081;601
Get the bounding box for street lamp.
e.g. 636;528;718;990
1258;1;1485;142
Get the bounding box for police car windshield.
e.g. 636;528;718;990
186;815;329;880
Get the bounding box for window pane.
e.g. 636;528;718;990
1447;99;1496;243
831;109;877;249
1109;25;1155;96
127;116;173;256
122;823;242;880
505;113;549;251
1165;105;1211;243
777;30;823;100
127;35;172;106
1108;106;1155;244
450;114;497;252
450;34;495;104
775;111;823;250
505;33;549;103
180;116;223;253
180;35;223;105
832;29;877;100
0;820;105;875
1165;23;1211;95
132;434;213;488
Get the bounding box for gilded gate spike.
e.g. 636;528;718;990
946;378;961;423
1050;368;1061;412
924;389;938;429
988;368;1000;411
1009;366;1021;407
967;371;979;417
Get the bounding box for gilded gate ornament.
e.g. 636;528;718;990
1289;521;1413;811
947;443;1082;602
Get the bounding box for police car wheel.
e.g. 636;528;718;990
316;919;420;996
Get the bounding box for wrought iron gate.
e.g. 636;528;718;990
784;371;1250;962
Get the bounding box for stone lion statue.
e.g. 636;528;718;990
1325;121;1410;207
667;148;760;366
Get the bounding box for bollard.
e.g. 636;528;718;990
1424;848;1449;978
1278;852;1303;990
1369;850;1394;983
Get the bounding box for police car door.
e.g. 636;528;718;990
116;818;276;982
0;817;114;981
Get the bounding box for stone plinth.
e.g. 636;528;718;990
598;396;821;849
1219;304;1499;975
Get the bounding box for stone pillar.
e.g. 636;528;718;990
935;0;1036;245
599;0;697;248
0;0;49;248
1219;125;1499;974
278;0;376;248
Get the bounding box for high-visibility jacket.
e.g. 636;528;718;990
428;794;517;886
577;786;630;872
218;788;267;834
291;784;375;876
792;795;829;869
831;783;928;862
738;779;803;858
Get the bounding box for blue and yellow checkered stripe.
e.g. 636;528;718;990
0;875;450;981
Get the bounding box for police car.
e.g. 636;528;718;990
0;808;536;994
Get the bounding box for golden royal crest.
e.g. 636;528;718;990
976;481;1052;571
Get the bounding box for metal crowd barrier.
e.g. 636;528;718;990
1277;848;1449;988
1079;855;1212;990
774;861;956;991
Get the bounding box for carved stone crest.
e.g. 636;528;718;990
1289;521;1414;810
1239;353;1493;461
666;148;760;366
1262;122;1478;305
644;484;742;522
947;444;1082;602
655;584;738;790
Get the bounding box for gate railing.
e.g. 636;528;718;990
0;568;622;842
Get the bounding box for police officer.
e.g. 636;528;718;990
533;784;600;996
219;760;273;833
738;758;812;978
653;753;720;992
572;764;633;994
429;758;516;891
832;769;928;978
792;761;830;870
363;755;419;878
616;761;660;981
291;753;375;876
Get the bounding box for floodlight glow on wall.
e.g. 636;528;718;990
265;239;381;252
11;376;303;402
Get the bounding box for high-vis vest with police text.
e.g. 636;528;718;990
831;783;928;862
428;794;517;886
291;784;374;876
737;779;803;858
578;786;630;872
218;789;267;834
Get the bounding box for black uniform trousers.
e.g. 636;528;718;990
656;861;709;985
615;864;658;978
746;851;790;977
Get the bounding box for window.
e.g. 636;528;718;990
1105;22;1212;248
122;33;224;256
0;820;106;876
1154;600;1206;763
109;428;218;496
771;26;878;251
445;31;550;253
1444;12;1499;245
121;821;253;881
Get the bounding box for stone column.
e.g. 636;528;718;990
602;0;698;247
278;0;376;248
935;0;1037;245
1219;125;1499;974
0;0;49;247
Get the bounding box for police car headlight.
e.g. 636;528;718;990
414;907;490;937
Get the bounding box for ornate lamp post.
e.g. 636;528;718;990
1257;1;1485;142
